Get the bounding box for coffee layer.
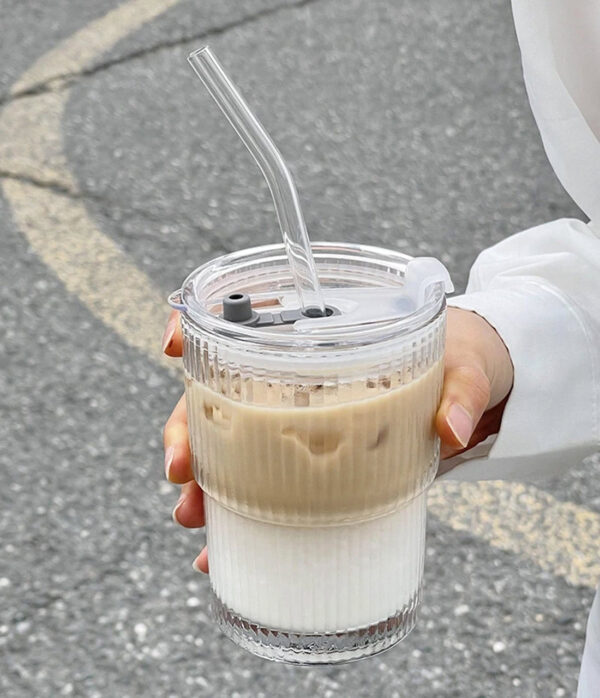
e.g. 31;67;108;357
186;359;442;525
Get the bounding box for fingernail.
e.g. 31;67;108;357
162;316;177;353
164;446;175;480
192;557;204;574
172;494;186;524
447;403;473;448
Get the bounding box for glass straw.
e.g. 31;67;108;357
188;46;326;317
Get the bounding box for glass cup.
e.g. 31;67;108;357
169;242;446;664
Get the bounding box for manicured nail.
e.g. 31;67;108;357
447;403;473;448
164;446;175;480
172;494;186;524
192;557;204;574
162;316;177;353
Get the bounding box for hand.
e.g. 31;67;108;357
162;313;208;573
162;306;514;573
435;306;514;474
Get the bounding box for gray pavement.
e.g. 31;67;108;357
0;1;596;696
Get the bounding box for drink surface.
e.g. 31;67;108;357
186;359;443;525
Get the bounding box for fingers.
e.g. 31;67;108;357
165;397;204;530
172;480;205;528
162;312;207;567
436;363;491;452
163;394;194;484
162;310;183;357
192;547;209;574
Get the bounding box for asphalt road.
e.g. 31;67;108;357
0;1;598;697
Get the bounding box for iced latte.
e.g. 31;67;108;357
170;242;449;663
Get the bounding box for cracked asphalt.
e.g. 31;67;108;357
1;1;598;697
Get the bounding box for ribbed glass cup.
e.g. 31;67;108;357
173;242;446;664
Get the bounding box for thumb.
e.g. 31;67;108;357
436;363;491;451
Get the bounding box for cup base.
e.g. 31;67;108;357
210;587;421;665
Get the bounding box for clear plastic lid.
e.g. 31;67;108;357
169;242;453;351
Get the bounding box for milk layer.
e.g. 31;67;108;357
206;493;426;632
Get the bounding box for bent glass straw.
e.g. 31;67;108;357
188;46;326;316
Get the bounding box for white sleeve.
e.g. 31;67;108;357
443;217;600;481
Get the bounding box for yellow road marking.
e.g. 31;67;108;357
11;0;180;96
1;0;598;589
429;481;600;589
0;90;75;190
0;0;180;370
3;177;173;367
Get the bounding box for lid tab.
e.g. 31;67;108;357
403;257;454;308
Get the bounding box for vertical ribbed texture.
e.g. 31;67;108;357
185;307;443;658
184;357;442;525
206;494;426;634
183;313;444;524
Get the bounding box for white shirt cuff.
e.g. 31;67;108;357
442;282;599;481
